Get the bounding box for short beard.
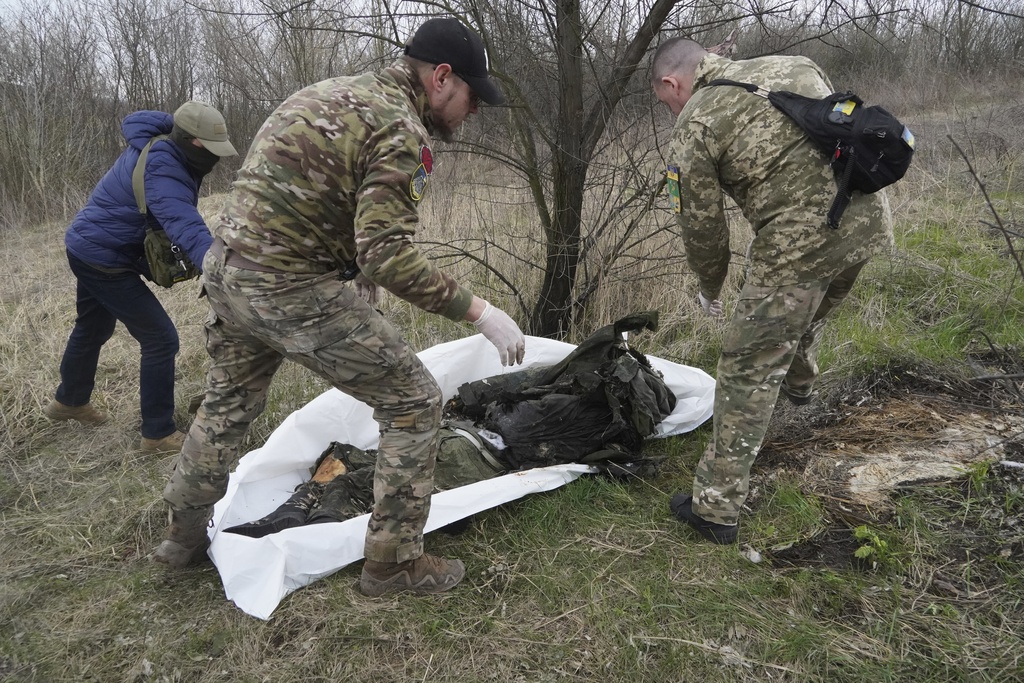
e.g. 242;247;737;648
430;90;459;143
433;122;456;143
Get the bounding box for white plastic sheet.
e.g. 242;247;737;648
208;333;715;619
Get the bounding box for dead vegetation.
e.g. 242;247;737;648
754;359;1024;590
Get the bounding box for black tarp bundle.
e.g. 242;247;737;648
448;311;676;469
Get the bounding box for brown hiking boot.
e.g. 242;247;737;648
152;506;213;569
140;430;186;453
360;553;466;597
43;400;108;425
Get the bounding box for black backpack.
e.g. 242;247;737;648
708;79;915;229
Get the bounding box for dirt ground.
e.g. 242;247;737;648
749;356;1024;577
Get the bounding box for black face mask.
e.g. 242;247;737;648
171;124;221;177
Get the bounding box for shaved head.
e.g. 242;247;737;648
650;37;709;115
651;37;708;83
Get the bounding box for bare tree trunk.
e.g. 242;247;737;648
530;0;586;337
528;0;681;337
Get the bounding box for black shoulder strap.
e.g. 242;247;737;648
705;79;852;230
132;134;170;215
706;79;770;98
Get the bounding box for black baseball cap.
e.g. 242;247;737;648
404;18;506;106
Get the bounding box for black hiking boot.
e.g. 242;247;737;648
669;493;738;545
222;481;326;538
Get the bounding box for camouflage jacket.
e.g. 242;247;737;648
215;60;473;320
667;54;894;297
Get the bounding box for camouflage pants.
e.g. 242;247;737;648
164;249;443;563
693;261;867;525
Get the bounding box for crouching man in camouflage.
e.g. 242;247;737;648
650;38;893;544
154;17;526;597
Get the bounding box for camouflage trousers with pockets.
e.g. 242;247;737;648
692;261;867;525
164;248;443;564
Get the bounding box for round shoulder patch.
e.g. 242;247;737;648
410;165;429;202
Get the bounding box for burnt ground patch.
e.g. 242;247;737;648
753;358;1024;579
766;527;863;570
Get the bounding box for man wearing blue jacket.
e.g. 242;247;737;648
44;102;237;452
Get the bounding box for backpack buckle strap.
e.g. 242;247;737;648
451;428;506;473
707;78;769;98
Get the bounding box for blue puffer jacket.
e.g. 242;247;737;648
65;110;213;275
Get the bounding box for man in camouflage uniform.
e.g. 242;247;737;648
154;17;526;596
650;38;893;543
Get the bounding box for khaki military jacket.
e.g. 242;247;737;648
667;54;894;298
216;60;472;320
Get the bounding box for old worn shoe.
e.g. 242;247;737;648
152;506;213;569
43;400;108;425
222;481;326;539
140;430;186;453
669;493;738;545
360;553;466;597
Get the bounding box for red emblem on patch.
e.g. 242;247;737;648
419;146;433;174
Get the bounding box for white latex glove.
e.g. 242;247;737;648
354;273;383;307
472;302;526;366
698;291;724;318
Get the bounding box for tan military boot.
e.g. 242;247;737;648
43;400;108;425
140;430;186;453
360;553;466;597
152;507;213;569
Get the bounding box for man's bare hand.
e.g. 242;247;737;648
354;273;383;306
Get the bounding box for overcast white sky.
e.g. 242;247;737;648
1;0;33;17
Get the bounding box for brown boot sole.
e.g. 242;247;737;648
359;562;466;597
